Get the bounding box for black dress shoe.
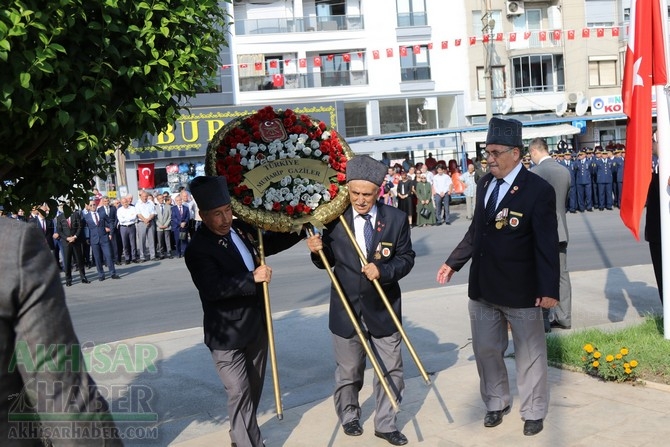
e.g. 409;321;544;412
99;277;105;282
111;274;121;279
374;430;408;446
523;419;543;436
65;281;72;287
342;420;363;436
550;321;571;330
484;405;510;427
81;278;91;284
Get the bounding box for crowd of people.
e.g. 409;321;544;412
379;139;628;232
0;188;200;285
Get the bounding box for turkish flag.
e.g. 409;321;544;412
582;28;590;38
454;39;461;46
567;30;575;40
254;62;262;71
400;46;408;57
138;163;155;189
269;60;278;68
621;0;668;239
524;31;531;40
373;50;380;59
539;31;547;41
469;36;476;46
299;58;306;68
386;48;393;57
272;73;284;88
441;40;448;49
413;45;421;54
222;64;231;70
313;56;322;67
495;33;503;41
596;28;605;37
342;53;351;62
483;34;490;43
553;30;562;40
427;42;433;50
509;32;517;42
326;54;334;61
285;59;291;66
612;27;620;37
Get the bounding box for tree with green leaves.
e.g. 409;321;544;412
0;0;230;215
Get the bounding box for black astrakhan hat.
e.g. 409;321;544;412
346;155;387;186
486;117;524;149
189;176;231;211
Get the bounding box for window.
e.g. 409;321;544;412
472;10;502;38
477;66;507;99
589;59;617;86
400;45;431;81
379;97;439;134
397;0;427;26
512;54;564;94
321;53;350;87
585;0;615;27
344;102;368;137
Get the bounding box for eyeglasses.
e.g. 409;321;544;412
484;147;515;159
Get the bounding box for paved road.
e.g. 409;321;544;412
64;205;651;344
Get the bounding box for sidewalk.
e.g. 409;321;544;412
94;264;669;446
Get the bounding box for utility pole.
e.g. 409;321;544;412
481;0;495;122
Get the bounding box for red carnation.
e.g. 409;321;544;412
285;205;294;215
272;202;282;211
295;203;305;213
337;172;346;182
243;196;253;205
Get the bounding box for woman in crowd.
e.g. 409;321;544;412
415;173;435;227
396;170;416;226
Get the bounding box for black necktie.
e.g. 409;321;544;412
486;179;505;222
361;214;373;255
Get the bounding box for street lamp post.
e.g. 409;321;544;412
481;1;495;122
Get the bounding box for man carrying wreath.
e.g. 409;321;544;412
185;175;302;447
306;155;416;446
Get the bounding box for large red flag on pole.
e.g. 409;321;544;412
620;0;667;240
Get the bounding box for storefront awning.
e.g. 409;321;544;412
460;123;582;143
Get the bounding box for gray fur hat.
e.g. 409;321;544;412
346;155;387;186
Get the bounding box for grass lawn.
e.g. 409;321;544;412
546;315;670;385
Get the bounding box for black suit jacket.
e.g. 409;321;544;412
446;167;560;308
185;221;302;351
311;203;415;338
55;211;84;244
29;215;55;250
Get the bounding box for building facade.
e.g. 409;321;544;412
122;0;641;195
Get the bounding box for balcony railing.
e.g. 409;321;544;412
239;70;369;92
396;12;428;27
234;14;364;35
401;66;431;82
510;84;565;95
507;32;564;50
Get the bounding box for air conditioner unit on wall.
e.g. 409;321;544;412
506;1;525;16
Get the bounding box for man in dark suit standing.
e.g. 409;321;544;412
306;155;415;446
29;203;56;259
55;209;90;286
529;138;573;331
185;176;302;447
82;200;120;282
437;118;559;437
98;196;119;265
171;195;190;258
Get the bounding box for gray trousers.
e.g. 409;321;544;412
156;229;172;258
332;331;403;432
136;221;156;260
551;243;572;326
211;331;268;447
468;298;549;421
119;225;137;261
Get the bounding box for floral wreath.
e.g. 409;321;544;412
205;106;354;232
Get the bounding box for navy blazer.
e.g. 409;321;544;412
83;209;110;245
185;221;303;351
171;204;190;234
97;205;118;233
446;167;560;308
311;203;415;338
